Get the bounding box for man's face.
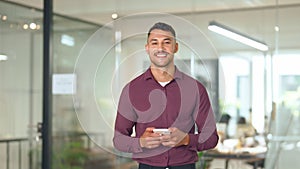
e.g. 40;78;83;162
145;29;178;69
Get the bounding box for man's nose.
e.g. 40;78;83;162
158;43;164;51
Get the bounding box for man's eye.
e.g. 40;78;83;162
151;42;157;45
164;41;171;44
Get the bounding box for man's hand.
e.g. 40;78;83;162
161;127;190;147
139;127;162;149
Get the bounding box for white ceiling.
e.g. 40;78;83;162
5;0;300;55
7;0;300;24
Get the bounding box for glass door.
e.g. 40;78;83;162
51;11;101;169
219;56;251;137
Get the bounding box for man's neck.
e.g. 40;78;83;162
150;66;175;82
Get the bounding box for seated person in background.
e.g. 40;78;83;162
237;117;246;124
216;114;231;143
236;117;257;147
236;117;257;137
219;114;231;125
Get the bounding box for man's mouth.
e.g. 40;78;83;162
155;52;168;57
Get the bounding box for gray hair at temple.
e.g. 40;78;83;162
147;22;176;40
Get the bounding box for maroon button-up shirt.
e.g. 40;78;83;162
113;67;218;167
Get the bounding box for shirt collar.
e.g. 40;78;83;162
143;66;184;81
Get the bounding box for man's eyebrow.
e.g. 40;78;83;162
150;39;158;42
163;37;172;41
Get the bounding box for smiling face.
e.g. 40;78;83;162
145;29;178;70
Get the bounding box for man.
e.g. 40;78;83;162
113;22;218;169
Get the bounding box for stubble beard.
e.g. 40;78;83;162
150;54;174;70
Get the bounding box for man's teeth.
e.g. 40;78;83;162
157;53;167;57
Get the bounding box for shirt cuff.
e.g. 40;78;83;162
130;137;143;153
186;134;199;151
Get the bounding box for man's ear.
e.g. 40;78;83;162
145;44;150;54
174;43;179;53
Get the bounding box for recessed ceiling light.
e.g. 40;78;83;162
274;26;280;32
1;15;7;21
23;24;29;29
111;13;118;20
30;22;37;29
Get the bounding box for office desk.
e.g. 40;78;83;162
200;148;266;169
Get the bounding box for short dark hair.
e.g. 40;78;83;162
147;22;176;39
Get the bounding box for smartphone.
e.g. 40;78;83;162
153;128;171;135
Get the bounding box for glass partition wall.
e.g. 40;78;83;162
0;1;100;169
0;2;43;169
1;1;300;169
